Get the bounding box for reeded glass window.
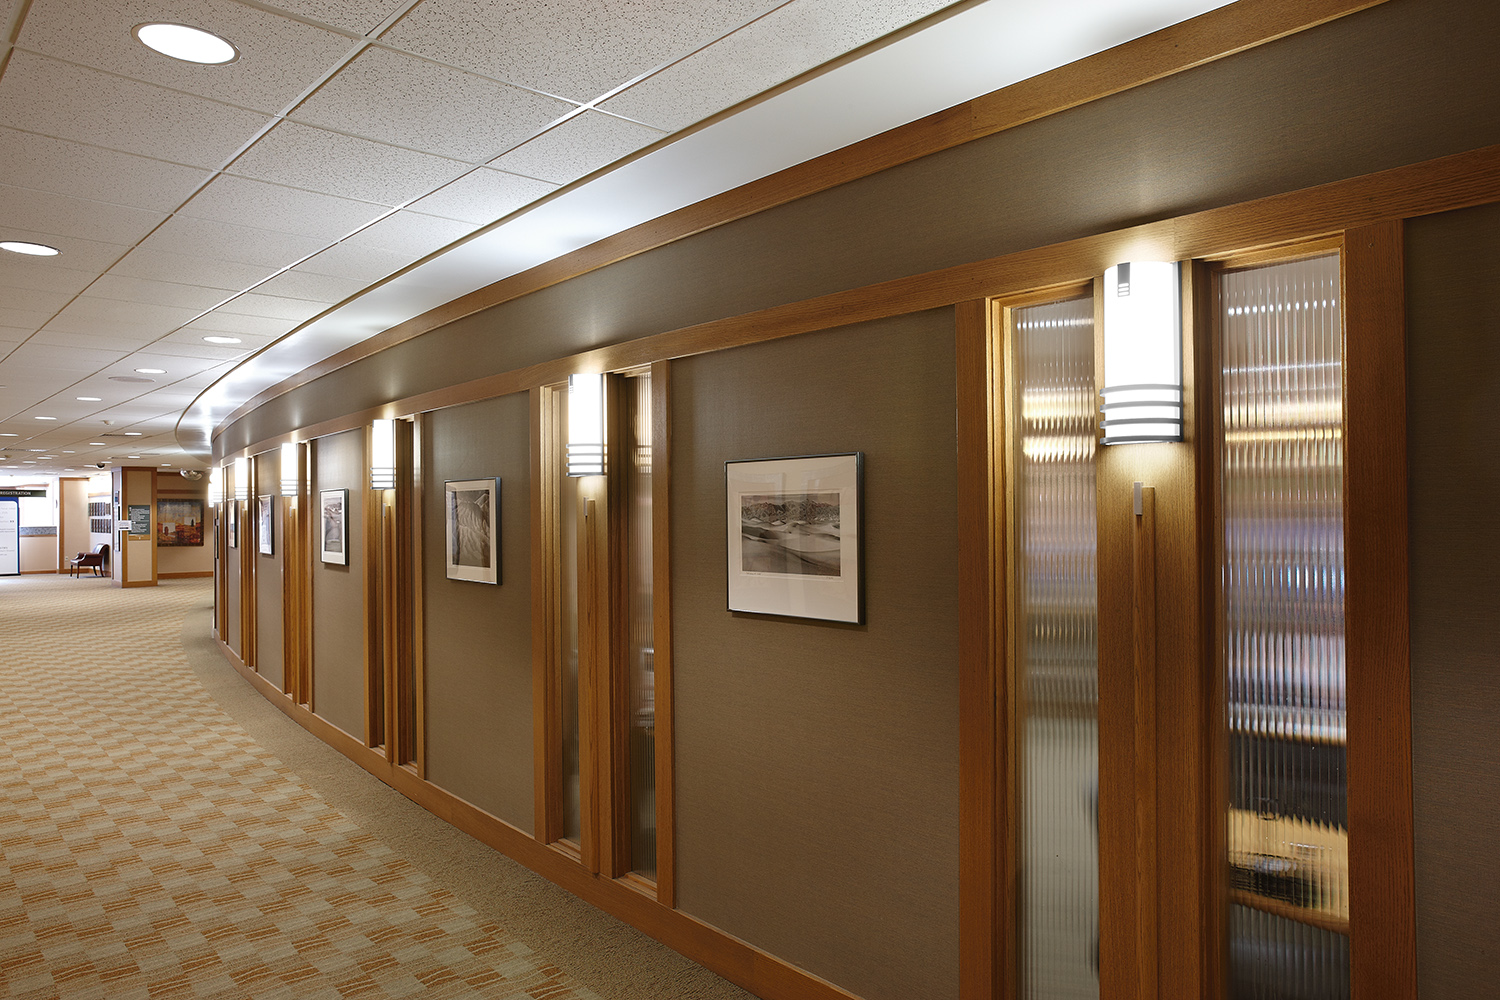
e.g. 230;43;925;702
1219;254;1348;999
623;371;657;879
1014;296;1100;999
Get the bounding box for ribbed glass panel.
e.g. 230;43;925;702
557;389;582;844
1220;254;1348;999
1015;296;1100;1000
625;372;657;879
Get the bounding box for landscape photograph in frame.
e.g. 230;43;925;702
157;499;204;547
725;452;863;623
258;495;274;556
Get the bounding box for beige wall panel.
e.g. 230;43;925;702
123;468;155;584
60;479;89;565
671;311;959;1000
1405;202;1500;997
19;535;57;573
420;393;534;832
255;455;285;690
219;0;1500;458
312;429;367;740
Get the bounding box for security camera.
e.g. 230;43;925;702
95;462;108;469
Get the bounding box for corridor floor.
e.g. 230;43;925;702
0;576;744;1000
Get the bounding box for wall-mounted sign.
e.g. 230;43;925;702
0;488;47;498
127;504;152;537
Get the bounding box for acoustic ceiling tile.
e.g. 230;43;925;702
2;342;127;372
48;295;202;333
291;46;575;163
116;352;226;377
249;268;366;304
0;262;98;296
0;287;73;316
107;249;280;290
339;209;478;257
179;175;389;242
0;51;272;170
143;340;252;362
292;242;416;282
488;111;664;185
31;330;158;352
380;0;777;104
136;215;328;270
184;312;299;337
39;314;171;345
600;0;954;131
228;120;469;207
406;169;557;225
260;0;409;35
0;227;132;273
0;183;167;247
0;127;213;213
0;308;55;330
16;0;360;116
215;292;325;322
86;275;235;310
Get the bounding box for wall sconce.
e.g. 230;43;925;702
208;466;222;506
233;456;249;502
566;373;605;477
1099;261;1183;444
280;441;300;497
371;418;396;490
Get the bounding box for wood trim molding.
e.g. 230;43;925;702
1342;220;1417;1000
210;0;1391;442
212;635;865;1000
219;144;1500;468
649;360;676;908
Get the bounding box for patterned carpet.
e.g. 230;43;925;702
0;575;601;1000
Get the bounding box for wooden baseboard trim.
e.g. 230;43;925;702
211;638;862;1000
120;579;157;588
160;571;214;579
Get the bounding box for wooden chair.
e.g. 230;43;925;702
69;543;109;577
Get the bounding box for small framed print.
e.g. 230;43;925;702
445;478;500;584
320;488;348;565
257;495;274;556
726;452;863;623
227;500;238;548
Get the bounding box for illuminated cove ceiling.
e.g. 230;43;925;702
0;0;1232;477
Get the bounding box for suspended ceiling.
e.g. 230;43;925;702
0;0;1232;479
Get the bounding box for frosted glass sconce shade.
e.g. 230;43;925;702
1100;261;1183;444
280;441;299;497
233;456;249;502
208;467;222;506
567;373;605;477
371;419;396;490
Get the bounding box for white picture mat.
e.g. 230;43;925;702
444;478;500;584
319;488;347;565
257;495;273;556
726;453;861;623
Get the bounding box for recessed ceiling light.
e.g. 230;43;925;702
161;463;172;467
134;368;167;375
202;335;241;345
76;396;102;401
0;240;61;256
124;432;143;436
0;433;17;437
133;23;239;65
89;442;106;446
62;451;74;454
35;415;57;420
128;455;141;459
109;376;155;383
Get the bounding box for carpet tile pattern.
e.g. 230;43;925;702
0;576;601;1000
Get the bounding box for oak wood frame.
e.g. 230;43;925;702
206;146;1469;1000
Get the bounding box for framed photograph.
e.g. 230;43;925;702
257;495;274;556
445;478;500;584
157;499;204;546
320;488;348;565
227;500;238;548
726;452;863;623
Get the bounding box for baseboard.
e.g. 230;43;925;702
22;568;59;574
160;571;214;579
212;637;860;1000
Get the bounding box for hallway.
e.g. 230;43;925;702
0;576;748;999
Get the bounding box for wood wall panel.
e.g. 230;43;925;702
669;311;960;1000
420;394;535;833
311;429;367;742
254;453;286;691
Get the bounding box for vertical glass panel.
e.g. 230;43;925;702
1220;254;1349;999
1015;296;1100;1000
557;389;582;844
625;372;657;879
